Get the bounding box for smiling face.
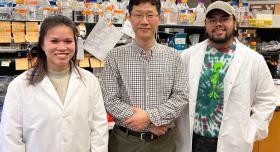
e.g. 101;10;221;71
129;2;160;42
205;9;236;45
42;25;76;71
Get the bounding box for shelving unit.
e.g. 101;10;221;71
1;21;280;76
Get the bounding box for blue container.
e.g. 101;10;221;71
174;33;187;51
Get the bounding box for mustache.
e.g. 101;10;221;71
211;28;226;32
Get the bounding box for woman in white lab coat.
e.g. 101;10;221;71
0;15;108;152
174;38;276;152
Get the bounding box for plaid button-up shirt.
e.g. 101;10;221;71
101;40;188;129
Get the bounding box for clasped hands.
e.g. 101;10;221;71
123;107;169;136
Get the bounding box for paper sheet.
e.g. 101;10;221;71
83;18;124;61
121;19;135;38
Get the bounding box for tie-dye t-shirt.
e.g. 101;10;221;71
193;42;236;138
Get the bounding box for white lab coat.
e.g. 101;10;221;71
174;39;276;152
0;67;108;152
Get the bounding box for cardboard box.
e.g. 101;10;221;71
274;4;280;14
250;3;275;14
272;15;280;28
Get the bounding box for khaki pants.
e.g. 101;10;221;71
109;126;176;152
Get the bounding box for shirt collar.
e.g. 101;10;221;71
207;39;237;54
132;39;159;57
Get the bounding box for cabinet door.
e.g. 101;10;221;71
259;111;280;152
253;141;259;152
253;110;280;152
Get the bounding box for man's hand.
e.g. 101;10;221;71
149;125;169;136
123;107;150;131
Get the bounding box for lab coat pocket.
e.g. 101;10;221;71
246;118;257;143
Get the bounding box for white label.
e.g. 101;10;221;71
1;60;10;67
175;38;186;45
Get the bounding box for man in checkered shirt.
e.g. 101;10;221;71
101;0;188;151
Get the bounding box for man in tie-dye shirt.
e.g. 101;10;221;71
175;1;276;152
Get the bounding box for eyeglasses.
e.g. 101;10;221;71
206;16;233;25
130;13;159;21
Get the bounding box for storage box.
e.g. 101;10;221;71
250;3;275;14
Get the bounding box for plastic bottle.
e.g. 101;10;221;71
112;0;125;24
170;0;178;24
0;1;12;20
57;0;73;20
27;0;37;20
36;0;50;20
7;1;14;20
83;0;94;23
73;0;85;22
13;0;27;20
194;0;206;26
163;0;171;24
102;0;113;23
164;0;178;24
188;9;195;25
238;2;243;24
240;2;249;27
48;0;58;16
177;0;189;25
231;1;239;25
121;0;129;16
0;2;6;20
159;0;166;24
91;0;100;23
248;8;256;27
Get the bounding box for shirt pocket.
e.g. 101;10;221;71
153;70;174;96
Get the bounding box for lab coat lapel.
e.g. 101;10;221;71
40;75;64;109
63;69;82;106
189;41;207;104
188;41;207;127
224;40;243;103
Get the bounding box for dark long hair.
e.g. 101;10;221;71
28;15;79;85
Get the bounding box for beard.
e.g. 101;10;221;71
208;28;234;44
